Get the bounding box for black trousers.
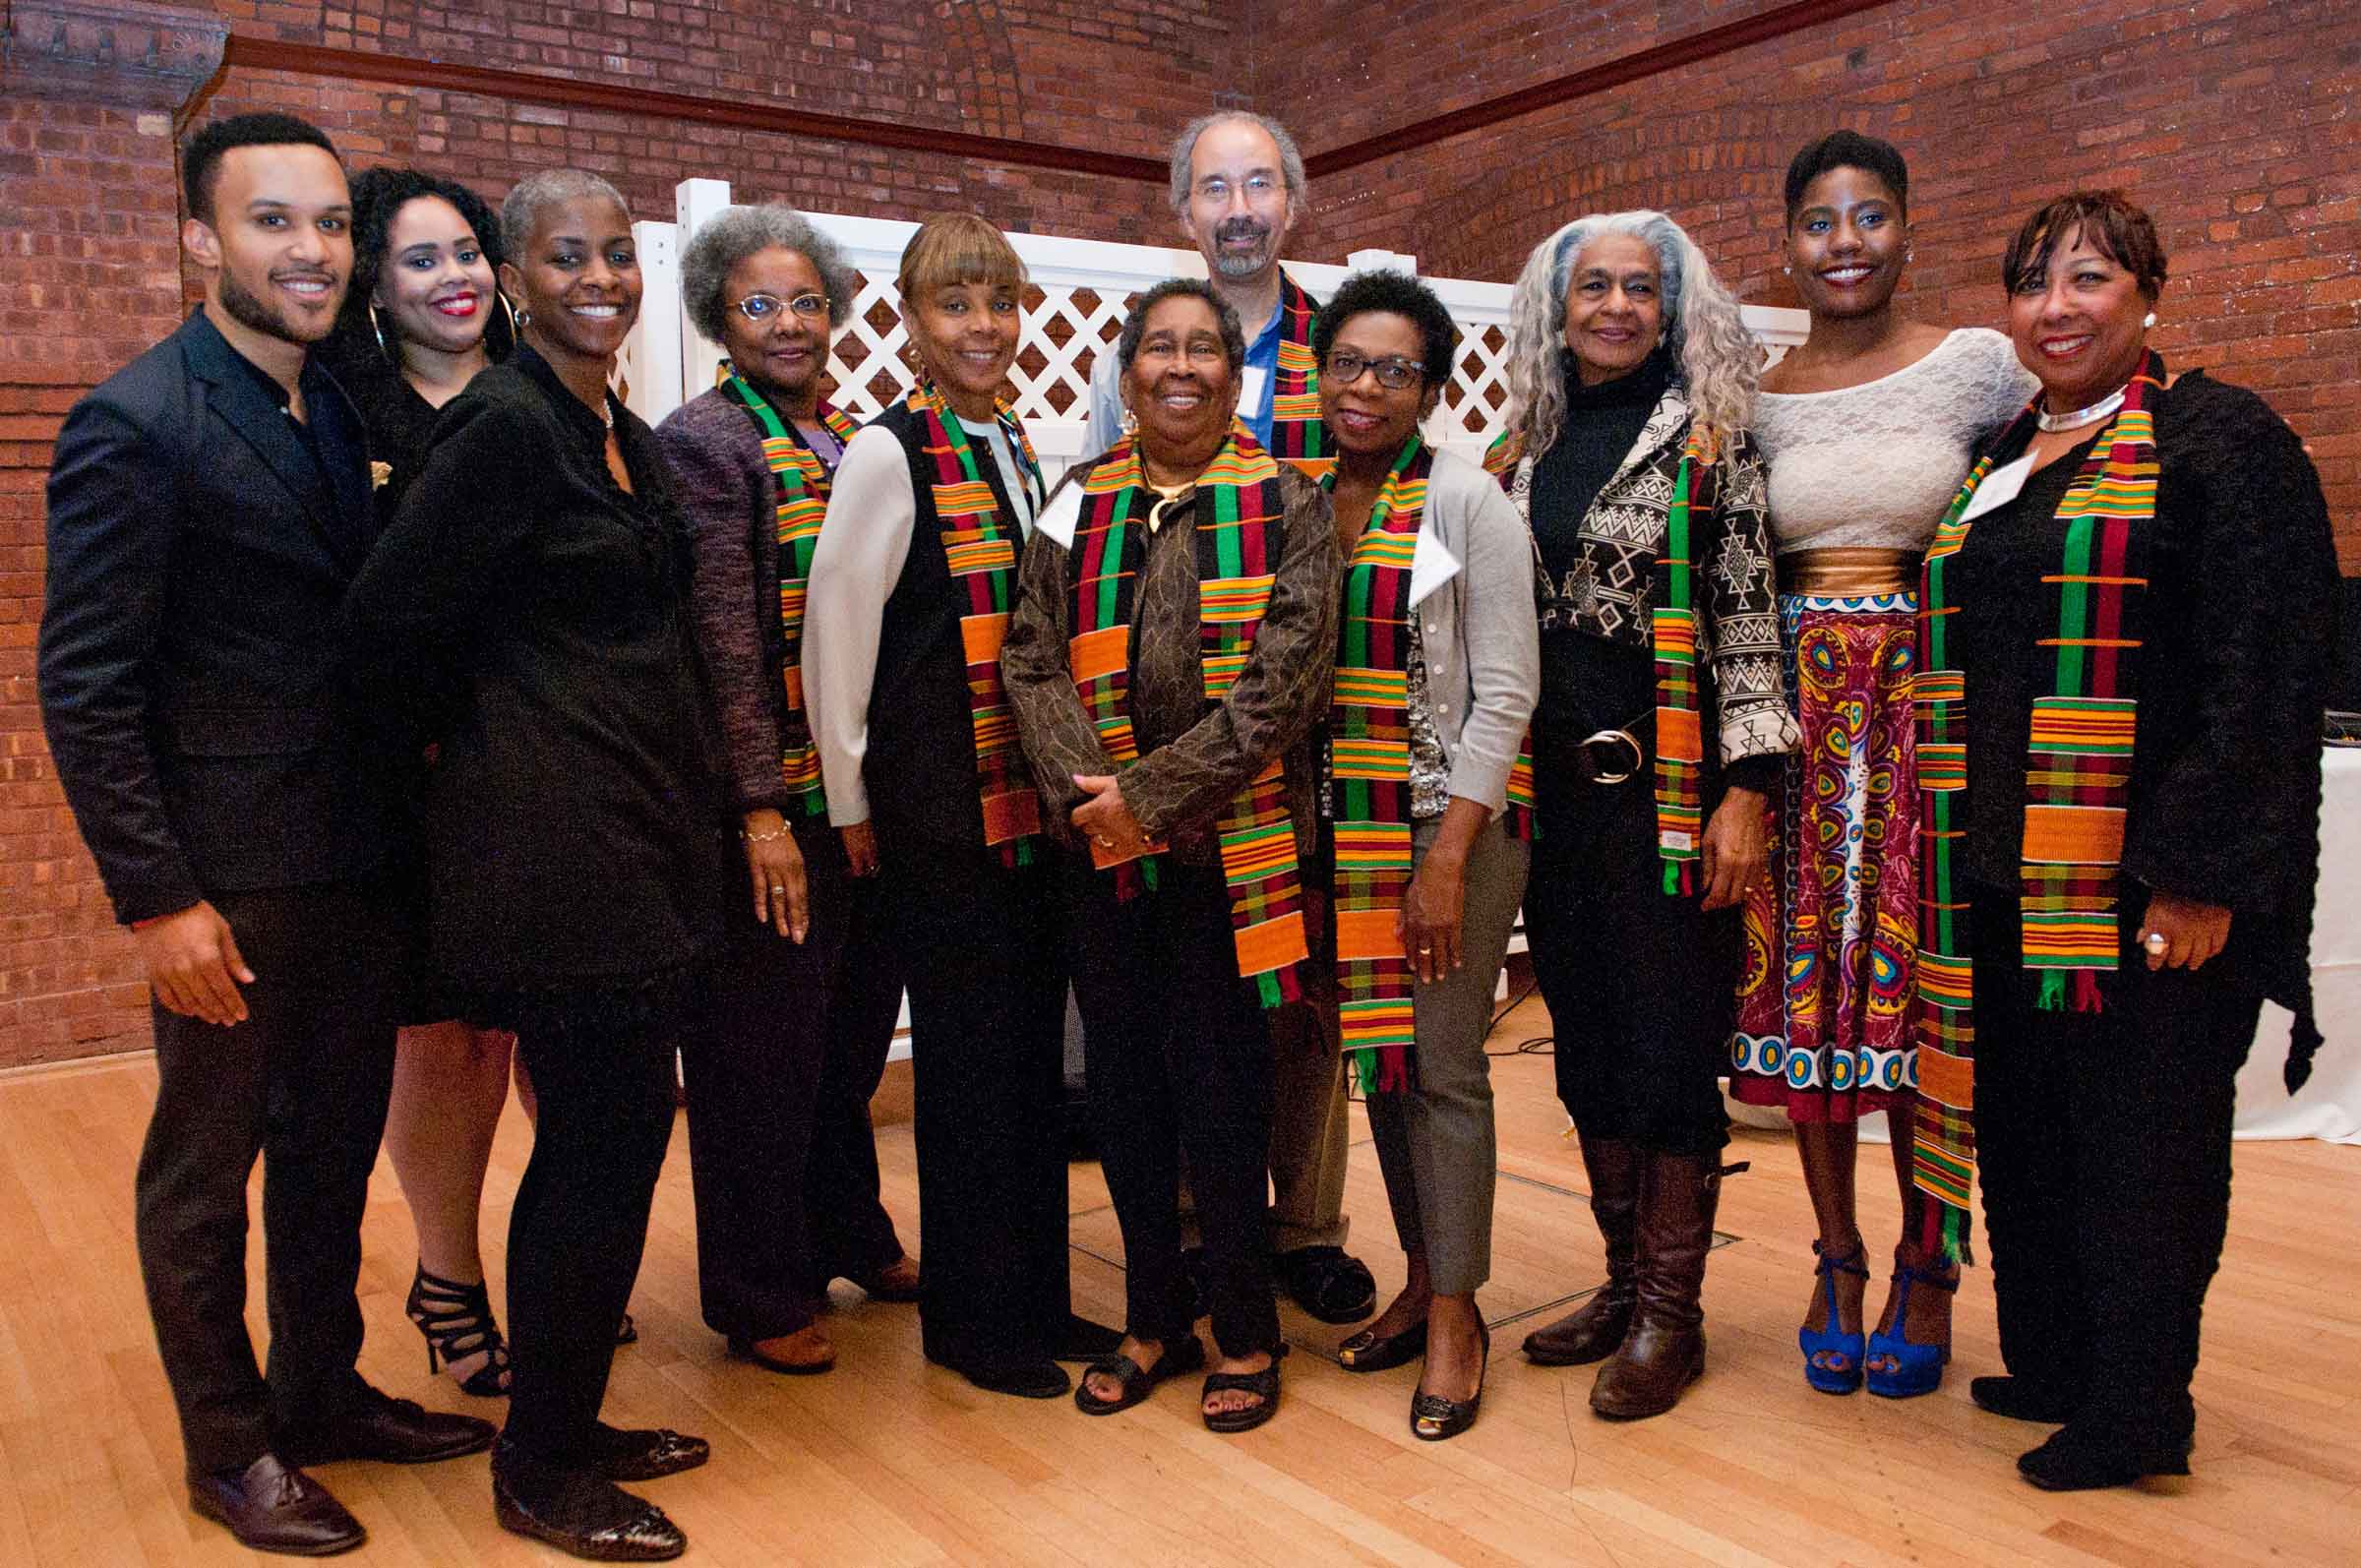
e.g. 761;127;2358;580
1969;889;2260;1449
135;877;400;1476
1068;859;1282;1358
503;1024;678;1465
879;837;1071;1364
1522;761;1736;1156
681;825;906;1340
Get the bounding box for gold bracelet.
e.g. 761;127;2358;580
740;822;792;843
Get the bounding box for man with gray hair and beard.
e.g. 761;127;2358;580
1083;109;1377;1329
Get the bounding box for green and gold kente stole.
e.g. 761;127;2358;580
1324;436;1429;1093
1912;349;2162;1261
722;377;860;814
1066;424;1308;1006
1265;274;1329;478
1650;425;1715;895
912;385;1046;865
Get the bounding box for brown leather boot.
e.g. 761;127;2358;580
1589;1152;1725;1419
1523;1136;1642;1365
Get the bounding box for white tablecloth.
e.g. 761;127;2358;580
2235;745;2361;1141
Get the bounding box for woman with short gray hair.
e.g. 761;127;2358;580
655;204;920;1384
1491;210;1793;1422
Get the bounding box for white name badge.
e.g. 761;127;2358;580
1408;526;1462;609
1035;479;1084;549
1239;363;1270;419
1957;453;2034;524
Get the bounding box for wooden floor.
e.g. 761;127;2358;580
3;995;2357;1567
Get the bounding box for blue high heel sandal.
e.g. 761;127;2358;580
1799;1240;1868;1395
1865;1261;1958;1399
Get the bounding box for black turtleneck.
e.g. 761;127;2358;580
1527;346;1671;584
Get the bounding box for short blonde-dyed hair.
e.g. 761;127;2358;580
895;212;1027;302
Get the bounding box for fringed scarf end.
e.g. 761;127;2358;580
2035;969;2068;1011
2071;970;2105;1014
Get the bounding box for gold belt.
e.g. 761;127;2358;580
1780;547;1918;597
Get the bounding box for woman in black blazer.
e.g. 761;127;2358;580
346;168;720;1563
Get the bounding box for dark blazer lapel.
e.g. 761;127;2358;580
179;314;347;565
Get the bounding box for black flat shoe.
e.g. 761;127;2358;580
1970;1375;2082;1424
1336;1319;1426;1372
615;1311;639;1346
1052;1313;1125;1362
189;1453;365;1556
274;1386;496;1467
932;1350;1070;1400
1410;1318;1489;1442
1074;1336;1206;1416
587;1424;710;1482
1202;1345;1289;1434
1274;1246;1377;1324
2018;1423;2192;1491
492;1444;686;1562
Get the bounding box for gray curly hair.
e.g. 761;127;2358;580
1503;210;1758;457
681;204;860;344
499;168;630;259
1167;111;1306;213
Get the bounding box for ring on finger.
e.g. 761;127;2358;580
2141;931;2168;955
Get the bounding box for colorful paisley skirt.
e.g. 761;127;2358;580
1731;591;1919;1119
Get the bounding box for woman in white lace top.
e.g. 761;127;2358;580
1728;132;2035;1402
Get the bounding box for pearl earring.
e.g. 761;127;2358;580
1782;265;1791;276
2143;311;2157;330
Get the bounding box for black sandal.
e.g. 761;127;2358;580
406;1264;513;1397
1201;1345;1289;1434
1073;1336;1205;1416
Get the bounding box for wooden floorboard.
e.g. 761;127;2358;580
2;995;2355;1566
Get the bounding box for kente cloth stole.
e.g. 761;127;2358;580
1649;425;1716;896
1325;436;1430;1094
1911;348;2162;1262
912;386;1046;865
1265;275;1329;476
723;377;860;815
1066;427;1308;1007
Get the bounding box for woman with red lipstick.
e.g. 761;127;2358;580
1491;211;1796;1422
1305;271;1538;1442
655;204;920;1379
1726;132;2034;1401
1002;278;1339;1432
802;214;1118;1402
321;167;529;1405
1928;191;2332;1490
347;168;719;1559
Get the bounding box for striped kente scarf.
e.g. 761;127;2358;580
1265;274;1328;477
912;385;1045;865
1066;424;1308;1006
721;376;860;814
1913;349;2163;1260
1324;435;1429;1093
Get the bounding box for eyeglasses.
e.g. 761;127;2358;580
728;291;829;323
1325;350;1423;391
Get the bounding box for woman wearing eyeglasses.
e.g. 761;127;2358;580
1309;271;1538;1442
655;205;922;1378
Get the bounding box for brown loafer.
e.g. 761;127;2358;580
189;1453;366;1556
728;1326;834;1375
853;1255;923;1303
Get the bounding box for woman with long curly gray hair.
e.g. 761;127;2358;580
1488;209;1795;1423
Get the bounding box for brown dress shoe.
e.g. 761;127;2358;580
1524;1136;1641;1366
1590;1152;1727;1419
274;1385;497;1466
728;1325;834;1375
854;1254;923;1302
189;1453;366;1556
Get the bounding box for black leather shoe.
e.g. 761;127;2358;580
1969;1375;2082;1425
492;1442;686;1562
276;1386;497;1467
587;1424;710;1482
1336;1319;1426;1372
2018;1423;2193;1491
189;1453;366;1556
1274;1246;1377;1324
930;1350;1070;1399
1052;1313;1124;1362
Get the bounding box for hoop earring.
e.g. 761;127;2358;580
497;291;521;352
368;302;394;362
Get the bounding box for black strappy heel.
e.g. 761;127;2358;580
405;1264;513;1397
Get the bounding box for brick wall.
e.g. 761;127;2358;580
4;0;2355;1066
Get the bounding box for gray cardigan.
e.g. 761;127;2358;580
1404;446;1541;817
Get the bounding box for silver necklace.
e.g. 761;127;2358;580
2035;386;2126;433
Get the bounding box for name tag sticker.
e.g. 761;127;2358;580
1036;480;1084;548
1239;364;1270;419
1408;526;1462;608
1957;453;2034;524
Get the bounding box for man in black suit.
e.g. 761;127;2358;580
37;113;493;1556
